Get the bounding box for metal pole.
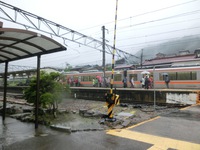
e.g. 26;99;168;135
102;26;106;87
2;61;8;121
153;65;156;110
35;55;41;129
110;0;119;94
140;49;143;68
105;0;119;121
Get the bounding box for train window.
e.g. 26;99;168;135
159;72;176;80
177;72;196;80
89;76;95;81
129;74;137;81
191;72;196;80
82;75;97;81
177;72;189;80
160;71;197;80
168;72;176;80
82;76;89;81
114;74;122;81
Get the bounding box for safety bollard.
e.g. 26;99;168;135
104;92;120;121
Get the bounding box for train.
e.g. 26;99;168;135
64;66;200;89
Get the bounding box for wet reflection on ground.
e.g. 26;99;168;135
0;116;60;149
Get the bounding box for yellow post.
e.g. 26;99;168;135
110;0;118;94
105;0;120;121
105;92;120;119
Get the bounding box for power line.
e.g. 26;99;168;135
118;0;199;22
121;33;200;49
106;9;200;34
116;16;200;35
78;0;199;32
85;9;200;45
118;26;200;43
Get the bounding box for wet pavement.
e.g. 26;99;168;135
1;104;200;150
0;116;60;149
0;116;150;150
108;104;200;150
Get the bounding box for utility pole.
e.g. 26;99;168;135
140;49;143;68
102;26;106;87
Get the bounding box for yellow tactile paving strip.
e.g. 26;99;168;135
107;129;200;150
107;107;200;150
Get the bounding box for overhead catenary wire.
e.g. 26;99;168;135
78;0;199;32
83;8;200;53
118;26;200;43
120;32;200;49
7;0;200;67
99;9;200;41
114;16;200;35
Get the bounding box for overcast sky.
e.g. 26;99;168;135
1;0;200;69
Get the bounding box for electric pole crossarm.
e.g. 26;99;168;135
0;1;137;59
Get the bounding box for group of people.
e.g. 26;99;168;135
67;77;81;87
122;75;153;89
122;74;170;89
93;75;111;87
92;76;102;87
141;74;153;89
68;74;170;89
122;77;135;88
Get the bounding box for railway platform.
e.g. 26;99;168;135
108;103;200;150
2;104;200;149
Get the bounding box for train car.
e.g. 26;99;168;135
127;66;200;89
64;70;123;87
64;66;200;89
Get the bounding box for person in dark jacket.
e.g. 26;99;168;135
144;75;150;89
122;77;127;88
164;75;170;88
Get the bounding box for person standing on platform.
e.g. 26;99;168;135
92;78;95;87
130;77;134;88
141;76;145;88
164;75;170;88
95;78;98;87
149;75;153;89
122;76;127;88
107;77;111;87
144;75;150;89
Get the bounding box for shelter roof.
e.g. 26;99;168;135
0;27;66;63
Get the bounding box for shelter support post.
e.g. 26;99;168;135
35;55;41;129
2;61;8;121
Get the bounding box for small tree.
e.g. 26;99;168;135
23;71;70;117
64;63;73;72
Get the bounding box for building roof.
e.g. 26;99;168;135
143;54;198;66
115;64;134;70
0;27;66;63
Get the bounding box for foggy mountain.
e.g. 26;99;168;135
131;35;200;64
